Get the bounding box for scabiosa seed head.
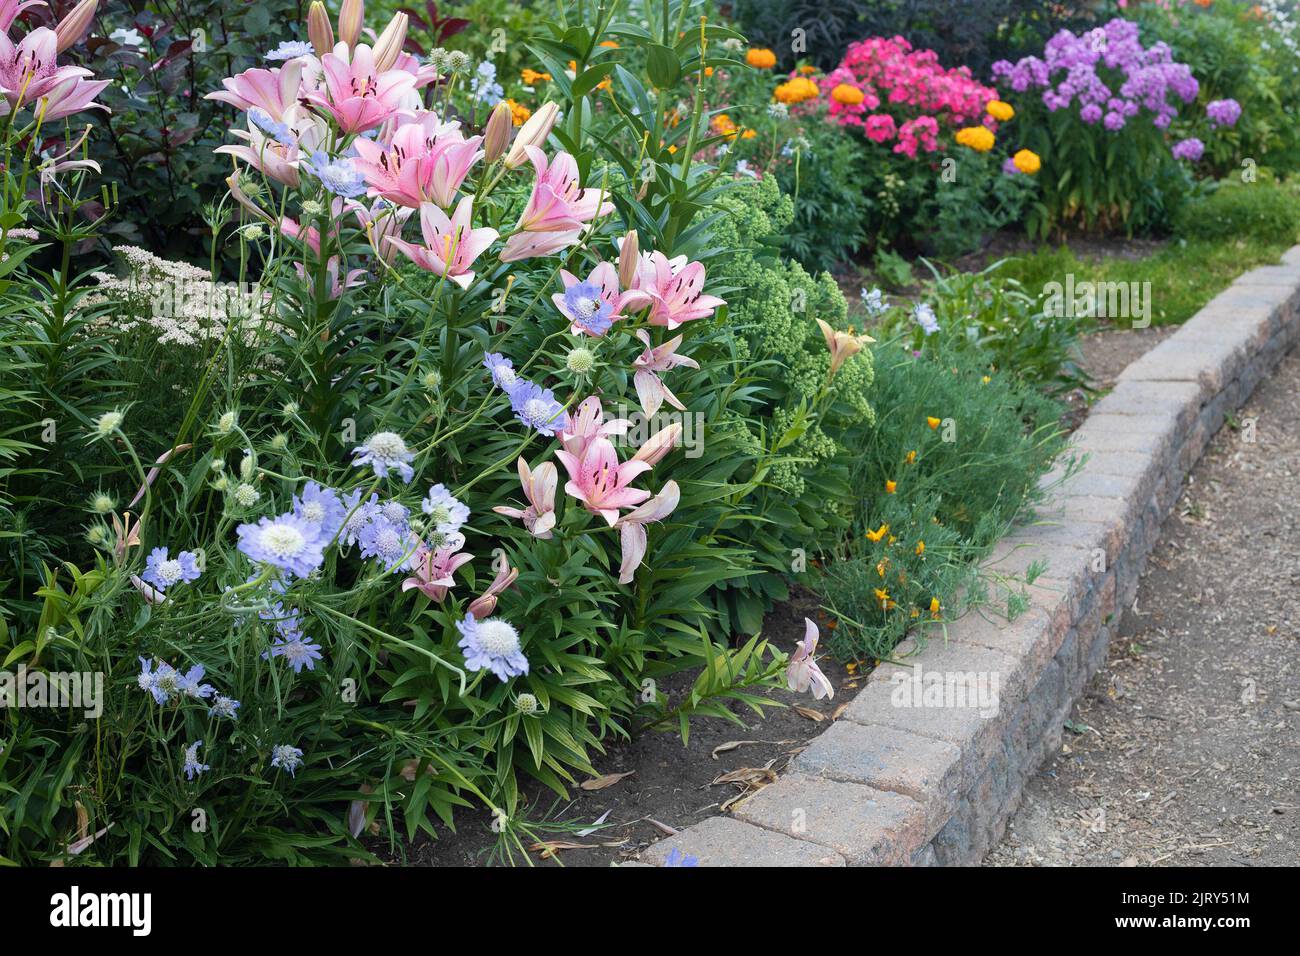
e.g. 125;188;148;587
268;433;289;452
216;410;239;434
282;401;300;417
233;482;261;507
213;475;231;492
447;50;470;73
93;410;124;437
86;524;110;547
239;454;254;480
515;693;539;714
566;347;595;374
422;369;441;390
242;224;265;241
90;492;116;514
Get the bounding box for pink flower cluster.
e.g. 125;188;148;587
819;36;998;158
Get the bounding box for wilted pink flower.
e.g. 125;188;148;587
556;437;652;526
633;251;726;329
615;480;679;584
632;329;698;416
492;457;557;538
787;618;834;700
352;198;413;265
401;542;473;601
551;261;652;337
300;42;416;134
352;115;484;208
467;562;519;620
384;196;498;288
130;574;168;605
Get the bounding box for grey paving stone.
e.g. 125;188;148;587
640;815;846;867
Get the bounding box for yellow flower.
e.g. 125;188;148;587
704;66;714;77
926;416;941;430
521;68;552;84
831;83;865;106
906;450;917;464
982;375;991;384
773;76;819;104
986;99;1015;121
742;128;756;139
598;40;620;48
874;588;896;611
915;540;925;556
866;523;889;543
711;113;739;141
1013;148;1042;174
885;479;897;494
798;64;818;75
929;597;941;615
746;47;777;69
955;125;995;152
504;99;531;126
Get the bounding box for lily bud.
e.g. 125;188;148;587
307;1;334;56
504;101;559;168
55;0;97;54
617;230;639;290
373;12;408;71
482;101;514;163
338;0;364;49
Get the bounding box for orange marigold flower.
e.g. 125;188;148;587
746;47;777;69
986;99;1015;121
521;68;551;84
831;83;865;106
773;76;819;104
955;125;995;152
798;64;817;75
504;99;531;126
1012;148;1042;174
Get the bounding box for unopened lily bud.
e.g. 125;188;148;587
483;101;514;163
373;12;407;71
504;101;559;168
307;1;335;55
618;230;639;290
338;0;364;48
55;0;97;54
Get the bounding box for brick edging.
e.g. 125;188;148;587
638;248;1300;867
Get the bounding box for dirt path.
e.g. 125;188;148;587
986;347;1300;867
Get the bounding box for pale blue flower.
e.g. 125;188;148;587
351;431;416;483
421;483;469;534
507;380;569;436
267;40;315;61
236;512;328;578
182;741;209;780
142;546;202;591
303;150;368;198
456;614;529;681
270;743;304;776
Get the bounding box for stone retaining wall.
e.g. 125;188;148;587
640;249;1300;867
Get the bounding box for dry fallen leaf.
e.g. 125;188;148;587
831;702;849;720
530;840;589;859
793;705;827;722
711;740;761;759
581;770;635;791
646;817;679;836
575;809;613;836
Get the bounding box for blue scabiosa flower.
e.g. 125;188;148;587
860;287;887;318
209;695;241;720
248;107;296;147
303;151;368;198
266;632;325;673
507;380;569;436
351;431;416;483
456;614;529;681
236;512;328;578
470;60;504;105
177;664;216;699
483;352;518;390
267;40;315;61
358;515;418;572
292;480;346;539
270;743;305;776
563;282;614;336
340;489;381;546
912;303;940;336
142;547;202;592
378;499;411;529
182;741;210;781
421;484;469;534
137;657;183;704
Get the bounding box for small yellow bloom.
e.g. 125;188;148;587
712;113;739;141
929;597;941;615
885;479;897;494
906;450;917;464
704;66;714;77
746;47;777;69
986;99;1015;121
521;68;552;84
866;523;889;543
982;375;991;384
927;416;941;430
915;540;925;556
831;83;865;106
1012;148;1042;174
798;64;818;75
667;144;678;154
955;125;995;152
742;128;756;139
598;40;620;48
874;588;895;610
504;99;531;126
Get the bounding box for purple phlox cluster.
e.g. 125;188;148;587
1171;137;1204;162
992;18;1198;132
142;546;202;592
1206;98;1241;127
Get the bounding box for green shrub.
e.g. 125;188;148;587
1175;180;1300;246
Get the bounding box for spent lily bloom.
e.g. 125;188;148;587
614;480;679;584
300;42;417;134
559;396;630;461
129;442;193;508
206;59;304;122
787;617;834;700
634;251;726;329
815;318;874;375
551;261;651;337
632;329;698;416
35;126;101;208
351;115;483;207
492;457;557;538
556;436;651;526
352;198;413;265
384;195;498;288
400;541;473;601
111;510;141;564
467;562;519;620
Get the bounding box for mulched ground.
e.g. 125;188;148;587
986;345;1300;867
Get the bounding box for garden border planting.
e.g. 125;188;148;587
640;248;1300;867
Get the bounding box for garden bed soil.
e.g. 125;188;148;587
394;324;1170;867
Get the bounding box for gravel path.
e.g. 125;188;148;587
986;346;1300;867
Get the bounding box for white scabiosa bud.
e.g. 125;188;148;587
93;410;124;437
565;347;595;375
233;482;260;507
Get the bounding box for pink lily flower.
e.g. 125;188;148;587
34;73;108;121
634;251;727;330
401;542;473;602
352;116;484;208
630;421;681;468
300;42;416;134
632;329;699;416
551;261;652;337
351;198;413;265
492;457;558;539
556;437;652;526
498;226;584;263
384;195;498;289
787;618;834;700
0;0;44;33
467;563;519;620
559;396;630;461
514;145;613;232
206;59;304;122
615;480;679;584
